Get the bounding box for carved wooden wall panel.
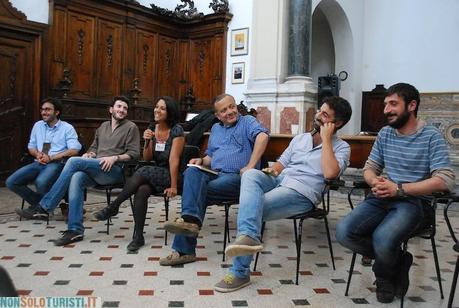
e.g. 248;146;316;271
135;30;157;103
47;7;66;93
157;35;178;99
66;12;95;98
177;40;190;102
95;19;123;99
189;38;212;108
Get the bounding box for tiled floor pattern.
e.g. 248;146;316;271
0;192;458;308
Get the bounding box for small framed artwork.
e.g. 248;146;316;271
231;28;249;56
231;62;245;84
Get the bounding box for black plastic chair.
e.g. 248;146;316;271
126;145;201;244
95;160;135;234
253;179;343;285
438;186;459;308
344;186;444;308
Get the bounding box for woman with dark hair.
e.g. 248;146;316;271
94;96;185;251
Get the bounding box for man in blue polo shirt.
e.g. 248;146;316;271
7;97;81;211
213;96;352;292
336;83;455;303
160;93;269;266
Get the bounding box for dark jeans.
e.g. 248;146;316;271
336;194;425;279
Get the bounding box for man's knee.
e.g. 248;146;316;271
183;166;201;178
5;175;14;189
335;219;349;245
241;169;263;183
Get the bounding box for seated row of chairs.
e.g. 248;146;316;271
15;145;458;307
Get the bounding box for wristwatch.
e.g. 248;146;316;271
396;183;406;197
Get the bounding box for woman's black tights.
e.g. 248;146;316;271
110;173;154;239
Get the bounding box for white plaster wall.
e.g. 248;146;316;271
362;0;459;92
10;0;48;23
223;0;253;104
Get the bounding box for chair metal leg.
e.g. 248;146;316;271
253;222;266;271
345;252;357;296
105;188;111;235
444;200;458;243
323;215;336;270
347;188;355;210
20;199;25;221
164;196;169;245
430;236;444;298
226;204;231;243
222;203;230;262
448;255;459;308
295;219;305;285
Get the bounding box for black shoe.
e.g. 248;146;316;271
94;205;119;221
375;277;395;303
15;206;49;220
395;252;413;298
127;237;145;252
53;230;84;246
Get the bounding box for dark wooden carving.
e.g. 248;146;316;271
106;35;113;67
130;78;141;105
174;0;204;20
58;68;72;97
209;0;229;13
151;0;204;20
361;84;387;133
77;29;85;65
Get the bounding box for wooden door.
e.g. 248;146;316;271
0;1;45;184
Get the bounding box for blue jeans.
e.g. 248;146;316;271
172;167;242;255
39;157;123;233
335;194;424;279
230;169;314;278
6;161;64;209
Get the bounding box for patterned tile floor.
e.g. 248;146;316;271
0;190;458;308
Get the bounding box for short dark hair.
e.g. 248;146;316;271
386;83;420;116
156;96;180;128
112;96;131;108
41;97;63;119
322;96;352;129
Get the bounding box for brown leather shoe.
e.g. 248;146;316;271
159;251;196;266
164;218;200;237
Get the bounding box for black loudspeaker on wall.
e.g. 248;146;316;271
317;71;348;107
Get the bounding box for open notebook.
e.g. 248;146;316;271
186;164;219;175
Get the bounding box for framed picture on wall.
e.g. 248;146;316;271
231;28;249;56
231;62;245;84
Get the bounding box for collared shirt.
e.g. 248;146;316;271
28;120;81;156
278;133;350;205
87;120;140;159
205;115;268;173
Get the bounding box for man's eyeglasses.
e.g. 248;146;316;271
40;107;54;112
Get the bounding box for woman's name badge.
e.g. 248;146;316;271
155;142;166;152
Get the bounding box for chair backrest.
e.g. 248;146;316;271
179;145;200;173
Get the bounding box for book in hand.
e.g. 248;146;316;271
186;163;219;175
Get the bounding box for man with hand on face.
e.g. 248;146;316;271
159;93;269;266
8;98;81;211
16;96;140;246
213;96;352;292
336;83;455;304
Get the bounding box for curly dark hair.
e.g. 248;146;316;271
155;96;180;128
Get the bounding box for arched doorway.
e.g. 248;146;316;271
311;0;358;134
